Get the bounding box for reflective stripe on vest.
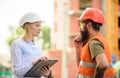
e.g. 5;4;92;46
76;74;114;78
76;74;92;78
79;61;113;68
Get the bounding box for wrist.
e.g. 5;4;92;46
43;75;48;77
94;66;107;78
75;44;82;48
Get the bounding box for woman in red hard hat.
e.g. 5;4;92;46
74;8;115;78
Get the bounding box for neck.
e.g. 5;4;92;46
89;31;101;40
23;34;34;42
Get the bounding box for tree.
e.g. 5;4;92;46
6;26;24;47
38;25;51;50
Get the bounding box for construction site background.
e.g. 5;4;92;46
0;0;120;78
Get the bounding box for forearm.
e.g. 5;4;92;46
93;66;107;78
74;34;82;66
14;63;33;77
47;71;52;78
75;47;81;66
94;53;109;78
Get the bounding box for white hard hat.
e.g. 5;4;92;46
19;12;43;28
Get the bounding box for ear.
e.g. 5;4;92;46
86;22;92;29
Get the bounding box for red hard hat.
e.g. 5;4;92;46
78;8;104;24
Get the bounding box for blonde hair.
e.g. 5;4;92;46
23;23;33;41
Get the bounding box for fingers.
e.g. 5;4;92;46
32;56;48;65
73;33;83;48
41;66;50;76
74;33;81;42
39;56;48;61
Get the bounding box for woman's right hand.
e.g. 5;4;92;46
32;56;48;65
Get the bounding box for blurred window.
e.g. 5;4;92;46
79;0;92;10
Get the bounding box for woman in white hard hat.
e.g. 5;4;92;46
11;13;52;78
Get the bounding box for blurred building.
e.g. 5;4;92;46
48;0;120;78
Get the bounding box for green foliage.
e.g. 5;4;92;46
38;25;51;50
6;26;24;47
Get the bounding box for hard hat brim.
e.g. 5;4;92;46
18;20;45;29
76;18;82;22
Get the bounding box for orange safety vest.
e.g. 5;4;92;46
77;34;115;78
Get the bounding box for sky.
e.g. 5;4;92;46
0;0;54;55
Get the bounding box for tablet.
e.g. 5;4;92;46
24;59;58;77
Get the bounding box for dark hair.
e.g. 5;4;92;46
83;19;102;31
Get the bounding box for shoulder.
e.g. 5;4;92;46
89;39;105;59
90;39;101;43
11;38;23;47
89;39;104;47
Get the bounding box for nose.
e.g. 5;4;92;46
39;28;41;31
39;26;41;31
